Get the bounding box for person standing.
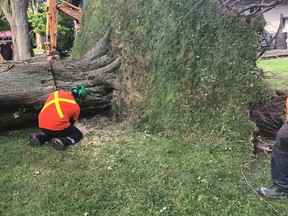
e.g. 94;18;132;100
0;38;13;61
259;98;288;198
29;85;87;150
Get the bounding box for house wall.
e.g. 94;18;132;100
264;5;288;33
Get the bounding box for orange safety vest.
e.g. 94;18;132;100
38;91;80;130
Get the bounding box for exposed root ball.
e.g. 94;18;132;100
249;90;288;138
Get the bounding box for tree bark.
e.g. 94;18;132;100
12;0;31;60
0;30;121;131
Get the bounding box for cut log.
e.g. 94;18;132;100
0;30;121;131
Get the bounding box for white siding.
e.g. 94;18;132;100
264;5;288;33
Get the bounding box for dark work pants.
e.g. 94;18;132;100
271;122;288;191
36;124;83;146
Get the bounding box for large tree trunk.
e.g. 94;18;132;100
0;0;32;61
12;0;31;60
0;30;121;131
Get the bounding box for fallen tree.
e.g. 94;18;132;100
0;30;121;131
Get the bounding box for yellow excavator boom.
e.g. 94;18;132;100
45;0;82;60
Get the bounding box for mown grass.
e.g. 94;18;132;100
0;120;287;216
257;57;288;89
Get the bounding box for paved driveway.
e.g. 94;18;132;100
261;50;288;58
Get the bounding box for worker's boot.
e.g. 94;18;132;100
52;138;66;151
258;186;288;199
29;134;43;147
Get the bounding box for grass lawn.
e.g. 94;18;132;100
257;57;288;89
0;117;287;216
1;57;287;216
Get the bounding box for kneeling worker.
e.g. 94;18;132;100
29;85;87;150
259;97;288;198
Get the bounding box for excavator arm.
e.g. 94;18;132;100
45;0;82;60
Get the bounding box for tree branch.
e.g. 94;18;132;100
217;0;282;19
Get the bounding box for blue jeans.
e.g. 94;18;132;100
35;124;83;146
271;122;288;191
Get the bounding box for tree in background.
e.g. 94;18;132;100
28;0;76;56
56;13;74;56
0;10;9;30
28;0;46;50
0;0;32;60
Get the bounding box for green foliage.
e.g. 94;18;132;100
251;14;266;32
28;5;46;34
0;10;10;31
28;3;75;55
56;13;75;55
72;0;272;141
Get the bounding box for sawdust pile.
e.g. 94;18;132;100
76;116;115;146
76;115;131;148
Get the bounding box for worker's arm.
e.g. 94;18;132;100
70;106;80;125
